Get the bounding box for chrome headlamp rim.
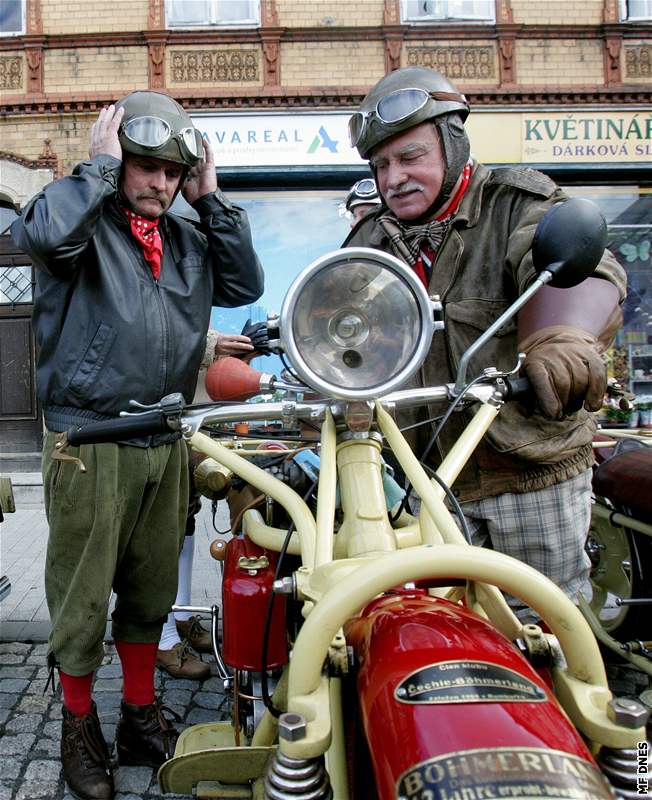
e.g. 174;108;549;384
279;247;434;400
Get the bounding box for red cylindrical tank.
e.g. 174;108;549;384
221;537;288;671
345;593;614;800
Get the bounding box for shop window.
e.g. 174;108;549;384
0;0;25;36
565;186;652;402
620;0;652;20
166;0;260;28
401;0;495;23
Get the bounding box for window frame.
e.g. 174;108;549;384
619;0;652;21
0;0;26;37
165;0;261;29
400;0;496;24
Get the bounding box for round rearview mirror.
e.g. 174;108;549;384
280;248;435;399
532;197;607;288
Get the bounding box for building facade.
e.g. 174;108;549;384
1;0;651;461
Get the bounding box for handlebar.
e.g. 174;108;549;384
66;411;172;446
63;381;520;446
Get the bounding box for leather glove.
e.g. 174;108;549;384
520;324;607;420
240;319;272;356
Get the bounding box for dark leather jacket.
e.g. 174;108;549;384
344;162;626;501
11;154;264;440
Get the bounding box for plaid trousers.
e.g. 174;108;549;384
459;469;593;621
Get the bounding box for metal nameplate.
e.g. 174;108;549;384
394;660;547;704
397;746;615;800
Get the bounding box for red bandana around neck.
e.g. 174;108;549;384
121;206;163;280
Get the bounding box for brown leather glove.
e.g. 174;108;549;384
520;324;607;420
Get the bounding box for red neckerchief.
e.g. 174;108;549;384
121;206;163;280
414;162;473;288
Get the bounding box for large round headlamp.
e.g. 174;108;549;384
280;248;435;400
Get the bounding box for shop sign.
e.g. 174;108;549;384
522;111;652;163
191;112;364;167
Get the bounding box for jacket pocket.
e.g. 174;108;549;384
444;298;517;375
68;323;117;402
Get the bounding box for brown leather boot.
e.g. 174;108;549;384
156;641;210;680
115;699;180;768
175;615;212;653
61;703;114;800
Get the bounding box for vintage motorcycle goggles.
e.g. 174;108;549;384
121;116;204;160
351;178;377;198
348;87;468;148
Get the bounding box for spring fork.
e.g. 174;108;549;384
597;746;646;799
264;750;332;800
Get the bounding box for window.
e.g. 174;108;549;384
166;0;260;28
620;0;652;20
0;0;25;36
0;201;19;236
401;0;495;23
565;185;652;400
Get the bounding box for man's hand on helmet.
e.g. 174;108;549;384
89;105;124;161
521;325;607;420
182;139;218;206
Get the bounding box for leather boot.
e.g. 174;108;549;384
115;699;180;768
61;703;114;800
156;641;210;680
175;615;212;653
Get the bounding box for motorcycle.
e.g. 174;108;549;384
54;198;649;800
583;423;652;681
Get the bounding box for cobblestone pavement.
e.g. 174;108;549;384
0;641;229;800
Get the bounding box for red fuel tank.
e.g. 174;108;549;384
345;593;613;800
221;537;288;671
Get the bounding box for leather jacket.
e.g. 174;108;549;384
11;154;264;442
344;162;626;501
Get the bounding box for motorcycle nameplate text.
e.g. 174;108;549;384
395;660;546;704
396;746;615;800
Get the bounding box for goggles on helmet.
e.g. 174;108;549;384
350;178;377;198
348;87;468;149
121;116;204;161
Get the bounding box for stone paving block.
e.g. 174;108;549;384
96;663;122;678
0;641;31;655
24;759;62;783
0;732;37;755
15;779;62;800
5;712;44;733
17;694;51;714
0;652;26;664
26;679;50;694
0;665;37;678
1;758;21;780
32;738;59;757
0;708;11;725
43;719;61;740
114;765;154;794
0;677;30;693
194;690;228;711
0;783;13;800
186;706;218;725
94;677;123;692
162;688;192;706
0;692;18;708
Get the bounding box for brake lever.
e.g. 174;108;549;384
122;392;186;417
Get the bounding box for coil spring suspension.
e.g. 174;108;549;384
264;750;333;800
597;746;645;799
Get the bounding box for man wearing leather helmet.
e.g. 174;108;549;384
344;67;626;621
11;91;263;800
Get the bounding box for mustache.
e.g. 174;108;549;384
138;191;169;205
386;182;424;199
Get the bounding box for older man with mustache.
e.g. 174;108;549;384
11;90;263;800
344;67;626;623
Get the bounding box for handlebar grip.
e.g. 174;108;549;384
503;376;532;401
66;412;172;446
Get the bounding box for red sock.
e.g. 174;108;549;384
115;640;157;706
59;670;93;717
